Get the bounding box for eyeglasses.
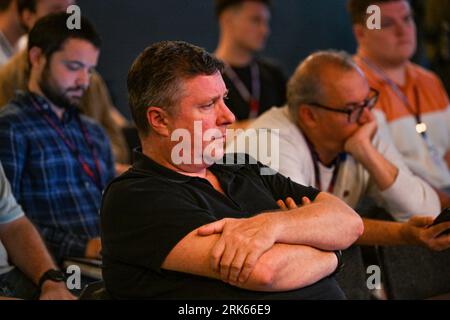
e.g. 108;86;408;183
306;88;379;123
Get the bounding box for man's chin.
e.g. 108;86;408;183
66;97;83;108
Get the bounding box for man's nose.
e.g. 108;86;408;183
76;70;90;87
395;21;409;37
357;107;373;125
217;99;236;126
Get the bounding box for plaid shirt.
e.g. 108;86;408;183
0;92;115;262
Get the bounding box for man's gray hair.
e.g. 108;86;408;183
287;50;362;121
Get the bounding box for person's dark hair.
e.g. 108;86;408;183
17;0;36;14
127;40;224;136
214;0;271;17
0;0;13;12
28;12;101;62
347;0;407;24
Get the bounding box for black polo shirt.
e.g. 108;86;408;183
101;151;345;299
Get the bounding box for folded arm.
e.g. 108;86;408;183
162;228;337;292
270;192;364;250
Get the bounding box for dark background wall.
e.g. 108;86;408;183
77;0;356;119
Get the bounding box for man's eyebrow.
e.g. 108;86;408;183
196;90;229;106
63;60;85;67
63;60;97;69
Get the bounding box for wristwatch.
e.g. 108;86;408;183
332;250;344;275
38;269;66;289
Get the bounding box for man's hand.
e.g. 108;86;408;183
197;214;279;285
39;281;77;300
400;216;450;251
344;119;378;159
85;237;102;259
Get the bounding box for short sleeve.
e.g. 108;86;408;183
0;163;24;224
101;181;217;272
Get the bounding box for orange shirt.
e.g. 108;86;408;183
355;58;449;122
355;56;450;188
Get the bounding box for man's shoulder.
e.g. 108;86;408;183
408;62;446;88
249;106;306;147
104;165;184;196
0;100;28;125
251;106;293;129
256;56;286;78
79;114;110;138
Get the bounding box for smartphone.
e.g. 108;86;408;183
430;207;450;235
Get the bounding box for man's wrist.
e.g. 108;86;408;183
331;250;344;276
38;269;66;290
266;211;283;242
40;278;67;292
348;139;373;162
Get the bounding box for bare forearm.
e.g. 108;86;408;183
162;231;337;292
356;218;408;246
237;244;338;292
271;193;363;250
0;218;56;284
351;141;398;191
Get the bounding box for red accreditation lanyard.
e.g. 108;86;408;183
359;56;427;138
304;136;344;193
224;61;261;119
30;95;103;191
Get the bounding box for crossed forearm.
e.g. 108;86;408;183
236;243;338;292
270;193;363;250
163;230;337;292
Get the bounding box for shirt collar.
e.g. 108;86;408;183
131;149;246;183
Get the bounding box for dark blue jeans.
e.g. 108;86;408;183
0;267;39;299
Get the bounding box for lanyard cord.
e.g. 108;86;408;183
29;95;103;191
224;61;261;118
359;56;427;138
304;135;344;193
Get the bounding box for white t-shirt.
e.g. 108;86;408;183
0;163;24;275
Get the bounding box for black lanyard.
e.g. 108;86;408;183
359;56;427;138
29;95;103;191
304;136;345;193
224;61;260;119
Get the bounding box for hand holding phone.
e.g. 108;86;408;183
429;208;450;236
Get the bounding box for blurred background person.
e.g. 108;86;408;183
214;0;286;129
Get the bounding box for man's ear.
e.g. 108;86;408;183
353;24;366;44
146;106;171;137
28;47;45;69
298;105;319;128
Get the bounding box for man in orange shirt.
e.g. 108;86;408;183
349;0;450;208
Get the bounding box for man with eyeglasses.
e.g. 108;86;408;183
231;50;450;251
